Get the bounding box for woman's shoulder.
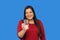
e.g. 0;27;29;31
18;19;24;23
37;19;42;22
37;19;43;24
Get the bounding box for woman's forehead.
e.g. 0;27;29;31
26;8;32;12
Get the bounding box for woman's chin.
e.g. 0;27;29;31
27;18;33;20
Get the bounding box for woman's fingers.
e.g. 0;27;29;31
21;23;29;31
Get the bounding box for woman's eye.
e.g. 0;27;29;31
26;12;28;14
30;11;32;13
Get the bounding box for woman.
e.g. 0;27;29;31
17;5;46;40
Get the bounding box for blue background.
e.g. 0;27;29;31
0;0;60;40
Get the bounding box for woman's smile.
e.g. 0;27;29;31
25;8;34;20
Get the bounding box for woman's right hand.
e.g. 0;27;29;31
21;23;29;31
18;23;29;38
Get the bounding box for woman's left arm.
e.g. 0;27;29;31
38;20;46;40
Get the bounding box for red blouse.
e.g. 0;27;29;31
17;20;46;40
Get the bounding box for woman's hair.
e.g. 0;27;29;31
24;5;42;39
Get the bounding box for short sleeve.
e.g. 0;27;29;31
17;20;23;33
17;20;26;40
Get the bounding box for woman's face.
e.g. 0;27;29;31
25;8;34;20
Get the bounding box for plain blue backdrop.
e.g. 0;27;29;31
0;0;60;40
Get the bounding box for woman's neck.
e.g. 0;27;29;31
28;19;34;24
